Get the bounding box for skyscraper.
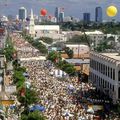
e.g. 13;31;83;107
95;7;102;23
55;7;60;22
59;12;64;22
19;7;27;21
83;13;90;24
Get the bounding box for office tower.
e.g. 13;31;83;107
59;12;64;22
95;7;102;23
59;7;64;22
83;13;90;24
19;7;27;21
55;7;60;22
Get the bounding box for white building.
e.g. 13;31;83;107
51;17;57;23
29;9;35;37
27;9;60;40
85;30;106;47
0;16;8;22
66;44;89;54
63;16;72;22
90;52;120;103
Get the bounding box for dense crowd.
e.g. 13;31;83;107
11;33;101;120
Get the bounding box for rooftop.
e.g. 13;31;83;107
65;59;90;64
85;30;103;35
101;53;120;61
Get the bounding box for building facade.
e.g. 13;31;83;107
55;7;60;22
85;30;106;48
19;7;27;21
29;9;35;37
95;7;102;23
83;13;90;24
59;12;64;22
89;52;120;103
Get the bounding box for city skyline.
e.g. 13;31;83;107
0;0;119;21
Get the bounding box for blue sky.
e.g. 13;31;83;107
0;0;120;21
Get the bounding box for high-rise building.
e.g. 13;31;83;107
95;7;102;23
55;7;60;22
19;7;27;21
83;13;90;24
59;12;64;22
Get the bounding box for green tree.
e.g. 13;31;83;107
21;111;46;120
47;51;61;63
18;88;38;106
64;47;73;58
4;36;15;62
68;35;91;47
39;37;53;44
61;61;75;75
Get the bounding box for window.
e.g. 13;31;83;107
105;81;107;88
113;69;115;80
101;64;103;74
118;70;120;81
111;68;113;79
113;85;114;92
119;87;120;99
108;67;110;77
105;66;107;76
103;65;105;75
108;82;109;88
110;84;111;89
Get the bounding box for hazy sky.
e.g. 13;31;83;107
0;0;120;21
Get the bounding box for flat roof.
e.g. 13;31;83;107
100;53;120;61
65;59;90;64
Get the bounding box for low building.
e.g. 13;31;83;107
89;52;120;103
65;58;90;76
85;30;106;47
66;44;89;55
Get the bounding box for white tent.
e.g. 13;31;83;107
54;69;67;78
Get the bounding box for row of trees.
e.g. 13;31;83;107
12;59;46;120
4;35;15;62
4;35;45;119
67;34;91;47
37;37;53;44
47;51;76;75
60;21;120;34
22;34;48;54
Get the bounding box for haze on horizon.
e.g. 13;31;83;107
0;0;120;21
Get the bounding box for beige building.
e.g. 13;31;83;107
90;52;120;103
66;44;89;55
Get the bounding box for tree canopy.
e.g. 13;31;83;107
67;35;91;46
21;111;46;120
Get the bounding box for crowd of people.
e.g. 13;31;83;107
11;33;103;120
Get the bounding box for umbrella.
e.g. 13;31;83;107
30;105;45;112
68;85;74;90
10;105;16;109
